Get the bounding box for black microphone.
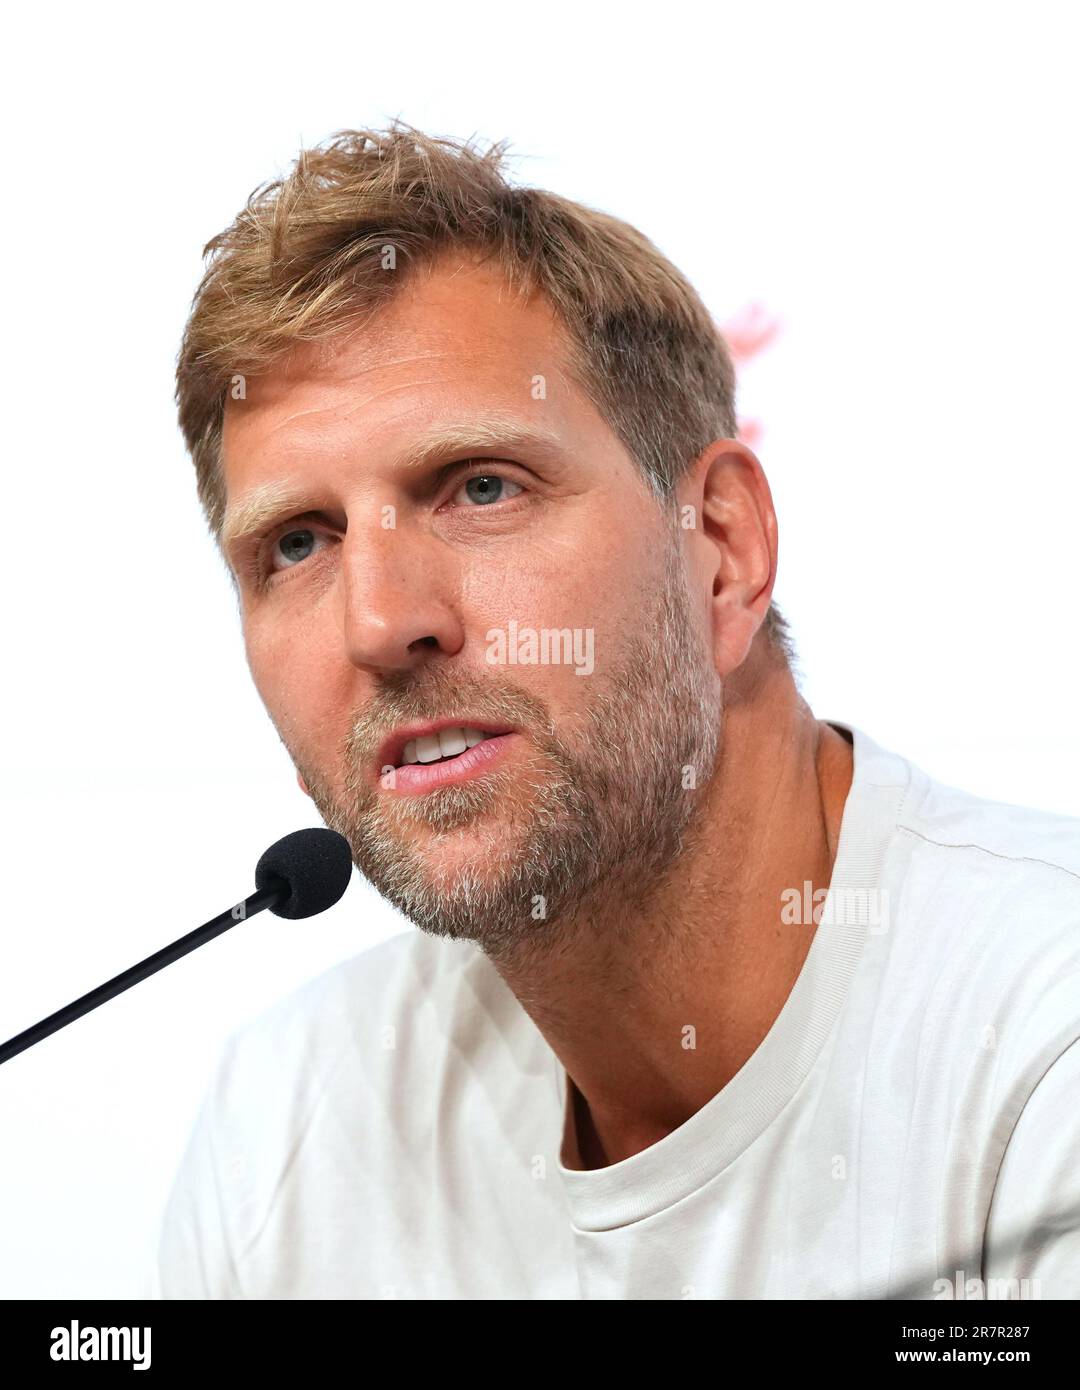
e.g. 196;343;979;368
0;828;353;1066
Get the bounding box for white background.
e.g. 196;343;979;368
0;0;1077;1297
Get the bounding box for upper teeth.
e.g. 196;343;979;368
400;727;492;765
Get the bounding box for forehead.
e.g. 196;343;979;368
220;255;578;476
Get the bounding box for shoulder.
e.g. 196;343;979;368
841;718;1080;890
843;724;1080;1075
150;930;526;1297
218;928;515;1098
838;717;1080;940
900;752;1080;887
896;751;1080;975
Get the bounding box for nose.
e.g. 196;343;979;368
338;521;463;673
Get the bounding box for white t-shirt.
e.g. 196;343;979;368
145;721;1080;1300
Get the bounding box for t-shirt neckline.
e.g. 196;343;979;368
551;719;913;1232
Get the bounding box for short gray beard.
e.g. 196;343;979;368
295;527;723;968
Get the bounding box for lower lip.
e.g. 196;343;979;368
382;733;517;794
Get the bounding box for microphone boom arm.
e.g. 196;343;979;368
0;878;288;1066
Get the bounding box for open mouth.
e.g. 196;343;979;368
378;725;519;795
398;727;502;768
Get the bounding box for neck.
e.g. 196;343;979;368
489;646;855;1170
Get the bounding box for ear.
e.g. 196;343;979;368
296;770;310;797
684;439;778;679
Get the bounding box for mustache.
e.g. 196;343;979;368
342;675;555;769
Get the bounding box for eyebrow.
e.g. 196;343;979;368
220;415;566;561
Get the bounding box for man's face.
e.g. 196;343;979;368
222;255;723;961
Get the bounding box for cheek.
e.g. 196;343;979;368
475;532;612;622
487;579;629;696
246;626;341;759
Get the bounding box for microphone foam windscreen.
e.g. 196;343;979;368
255;828;354;919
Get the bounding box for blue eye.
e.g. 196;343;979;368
258;527;329;581
277;529;317;564
454;474;524;506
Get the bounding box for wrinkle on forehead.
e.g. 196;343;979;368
221;258;580;508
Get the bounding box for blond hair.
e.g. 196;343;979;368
175;120;794;662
